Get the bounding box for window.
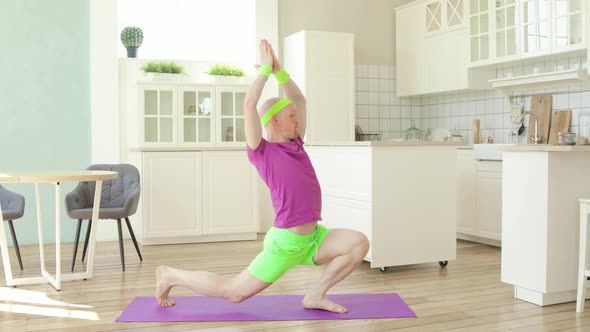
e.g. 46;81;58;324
118;0;256;64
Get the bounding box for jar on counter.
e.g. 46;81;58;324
565;132;577;145
405;120;423;140
579;113;590;145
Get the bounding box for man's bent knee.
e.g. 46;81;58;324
355;232;370;256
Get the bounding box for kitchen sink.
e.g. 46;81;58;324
472;144;516;161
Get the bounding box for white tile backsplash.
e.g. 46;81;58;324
355;64;590;143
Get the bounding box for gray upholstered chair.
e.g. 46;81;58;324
0;185;25;270
65;164;142;272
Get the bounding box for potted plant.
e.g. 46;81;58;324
120;26;144;58
141;60;186;81
204;64;246;83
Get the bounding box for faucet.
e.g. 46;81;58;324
523;111;543;144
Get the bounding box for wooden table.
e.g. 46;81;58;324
0;170;118;290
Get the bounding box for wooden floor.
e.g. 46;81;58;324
1;238;589;331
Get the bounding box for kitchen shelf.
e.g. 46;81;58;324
489;69;588;92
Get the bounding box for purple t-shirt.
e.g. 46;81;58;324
247;135;322;228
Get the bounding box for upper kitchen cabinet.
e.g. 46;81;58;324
283;31;355;143
216;87;247;145
179;86;215;145
470;0;491;63
521;0;551;57
397;1;427;96
494;0;519;60
140;85;178;147
553;0;585;51
469;0;587;67
139;83;249;147
425;0;468;35
396;0;493;96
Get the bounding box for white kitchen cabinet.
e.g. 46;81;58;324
494;0;519;60
139;83;249;147
456;149;477;234
143;152;202;238
283;31;355;143
456;155;502;245
307;144;457;271
470;0;587;67
140;85;178;147
476;161;503;240
142;150;258;245
397;0;492;96
469;0;491;63
202;151;258;234
179;86;215;145
216;87;247;144
554;0;584;51
397;2;427;96
521;0;551;57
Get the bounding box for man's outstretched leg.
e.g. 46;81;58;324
303;229;370;313
156;266;272;307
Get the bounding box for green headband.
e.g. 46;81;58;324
260;98;293;126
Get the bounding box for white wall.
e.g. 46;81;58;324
91;0;120;165
278;0;413;65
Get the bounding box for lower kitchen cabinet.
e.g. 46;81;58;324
142;150;259;245
456;149;502;245
307;144;457;271
476;164;503;241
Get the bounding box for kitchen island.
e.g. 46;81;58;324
306;141;464;271
501;145;590;305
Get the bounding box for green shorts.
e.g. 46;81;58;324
247;224;330;283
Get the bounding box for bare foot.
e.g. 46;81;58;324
156;266;176;307
302;295;348;313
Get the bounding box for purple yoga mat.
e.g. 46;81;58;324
116;293;416;322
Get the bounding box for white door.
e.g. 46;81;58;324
457;150;477;234
202;151;258;234
553;0;585;51
143;152;202;238
476;169;503;240
322;195;373;261
178;86;215;146
139;85;178;147
216;87;248;145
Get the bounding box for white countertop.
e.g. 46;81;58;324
307;140;469;147
501;145;590;152
130;146;246;152
131;141;471;151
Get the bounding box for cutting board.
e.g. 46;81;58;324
527;95;552;144
548;110;572;145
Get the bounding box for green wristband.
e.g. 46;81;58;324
258;64;272;78
273;68;290;84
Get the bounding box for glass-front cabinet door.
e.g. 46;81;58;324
426;0;443;34
470;0;490;63
447;0;466;29
217;87;247;144
179;86;215;145
495;0;518;59
521;0;550;56
140;86;177;146
554;0;584;51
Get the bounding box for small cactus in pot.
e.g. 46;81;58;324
120;26;143;58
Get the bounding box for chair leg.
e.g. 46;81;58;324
82;219;92;262
7;220;23;271
71;219;83;272
117;219;125;272
125;217;143;261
